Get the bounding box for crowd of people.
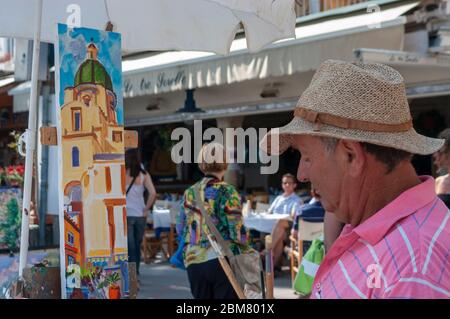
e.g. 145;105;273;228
124;60;450;299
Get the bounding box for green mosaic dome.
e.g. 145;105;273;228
74;57;113;91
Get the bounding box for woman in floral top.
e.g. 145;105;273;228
177;142;252;299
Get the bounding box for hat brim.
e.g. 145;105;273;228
260;117;444;156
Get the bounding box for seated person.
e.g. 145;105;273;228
291;189;325;239
268;173;302;270
268;173;302;214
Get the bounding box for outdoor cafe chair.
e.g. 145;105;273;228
255;202;270;213
141;200;173;263
154;199;170;209
289;218;324;284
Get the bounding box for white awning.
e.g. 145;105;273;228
122;1;419;98
126;98;298;127
8;81;32;113
0;76;15;87
0;75;16;95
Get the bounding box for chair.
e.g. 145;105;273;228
141;225;170;263
251;189;269;204
255;202;270;213
154;199;169;209
141;202;172;263
252;194;269;204
289;219;324;284
242;200;251;217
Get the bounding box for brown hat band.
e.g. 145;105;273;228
294;107;413;132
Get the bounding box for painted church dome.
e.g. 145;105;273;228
74;43;113;91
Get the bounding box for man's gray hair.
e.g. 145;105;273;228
319;136;413;174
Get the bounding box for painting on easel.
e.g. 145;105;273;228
55;23;128;299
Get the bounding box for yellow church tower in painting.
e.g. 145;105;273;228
61;42;127;269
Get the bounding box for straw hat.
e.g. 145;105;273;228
261;60;444;155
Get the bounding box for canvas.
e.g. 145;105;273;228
0;249;59;298
55;24;128;299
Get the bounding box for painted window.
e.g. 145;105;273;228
122;207;127;237
121;164;126;194
72;147;80;167
112;131;122;142
67;255;75;265
82;95;91;107
105;167;111;193
69;185;82;202
74;112;81;131
72;109;81;131
68;232;75;246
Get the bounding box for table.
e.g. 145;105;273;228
243;213;291;234
150;208;172;229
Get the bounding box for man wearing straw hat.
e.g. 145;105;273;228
261;60;450;299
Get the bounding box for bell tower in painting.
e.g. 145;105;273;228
61;41;127;273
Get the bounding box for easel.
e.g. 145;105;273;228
205;232;275;299
40;127;138;148
265;235;274;299
206;233;246;299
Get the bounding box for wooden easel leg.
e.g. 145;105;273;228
265;235;274;299
217;256;246;299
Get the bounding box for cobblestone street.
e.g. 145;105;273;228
137;255;299;299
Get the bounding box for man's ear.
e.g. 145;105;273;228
338;140;366;177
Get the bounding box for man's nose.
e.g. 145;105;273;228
297;159;309;183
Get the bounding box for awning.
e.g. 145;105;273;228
8;81;32;113
125;98;298;127
0;75;17;94
122;1;419;98
0;76;14;87
355;48;450;98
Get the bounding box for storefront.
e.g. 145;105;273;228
8;1;449;197
121;0;448;196
0;76;25;169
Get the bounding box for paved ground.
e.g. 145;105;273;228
137;254;300;299
1;250;300;299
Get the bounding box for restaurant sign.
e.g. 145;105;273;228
123;69;187;97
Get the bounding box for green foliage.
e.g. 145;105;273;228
157;128;176;151
106;272;120;286
0;198;21;250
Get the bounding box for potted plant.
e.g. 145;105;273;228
105;272;121;299
5;165;24;188
81;266;107;299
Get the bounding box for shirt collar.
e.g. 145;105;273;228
352;176;437;245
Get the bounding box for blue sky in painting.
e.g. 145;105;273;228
57;23;123;125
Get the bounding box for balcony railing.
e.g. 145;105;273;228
295;0;371;17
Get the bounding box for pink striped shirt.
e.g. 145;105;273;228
311;176;450;299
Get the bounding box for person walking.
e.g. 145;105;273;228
125;149;156;276
177;142;253;299
261;59;449;298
